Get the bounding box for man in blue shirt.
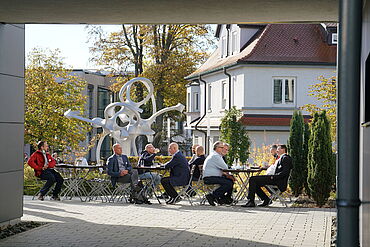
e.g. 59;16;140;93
107;143;144;204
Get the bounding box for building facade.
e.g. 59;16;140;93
0;24;24;228
186;24;337;153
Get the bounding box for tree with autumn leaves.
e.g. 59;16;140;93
302;74;336;143
25;48;91;153
88;24;214;147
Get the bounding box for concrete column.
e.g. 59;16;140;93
0;24;24;226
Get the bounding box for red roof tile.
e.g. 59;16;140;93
240;114;311;126
238;24;337;64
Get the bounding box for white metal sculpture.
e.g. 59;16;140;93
64;77;185;162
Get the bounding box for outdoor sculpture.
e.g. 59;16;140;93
64;77;185;162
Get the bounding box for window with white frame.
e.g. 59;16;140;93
221;81;227;109
213;136;219;143
208;84;212;110
187;92;191;111
273;77;295;104
221;36;227;57
232;31;237;54
332;33;338;44
232;76;236;106
194;135;199;145
193;92;199;111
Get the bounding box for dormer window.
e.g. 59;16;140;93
221;36;227;58
332;33;338;44
232;31;237;54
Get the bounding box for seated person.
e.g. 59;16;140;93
107;143;149;204
75;153;89;166
203;141;234;206
188;144;199;164
242;144;292;208
52;153;63;164
266;144;280;175
28;141;64;201
137;144;162;187
189;145;205;181
161;142;190;204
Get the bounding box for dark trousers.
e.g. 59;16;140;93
203;176;233;200
247;175;279;202
39;169;64;197
161;177;178;198
116;169;139;198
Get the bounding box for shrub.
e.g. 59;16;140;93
288;110;305;196
307;111;333;207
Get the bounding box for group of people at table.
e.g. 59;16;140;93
27;140;292;207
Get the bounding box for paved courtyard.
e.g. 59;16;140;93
0;196;335;247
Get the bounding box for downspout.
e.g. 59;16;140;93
337;0;362;246
223;67;232;109
194;75;208;154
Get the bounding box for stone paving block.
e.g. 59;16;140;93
0;196;335;247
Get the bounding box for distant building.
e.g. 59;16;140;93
185;23;337;153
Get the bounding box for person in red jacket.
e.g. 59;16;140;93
28;141;64;201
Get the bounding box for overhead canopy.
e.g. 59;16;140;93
0;0;338;24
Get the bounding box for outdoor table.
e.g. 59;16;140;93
56;164;105;202
134;165;168;204
223;166;267;203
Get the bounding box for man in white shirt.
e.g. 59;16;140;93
203;141;234;206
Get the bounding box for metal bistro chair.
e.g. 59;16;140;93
265;175;292;207
136;171;162;204
196;166;221;205
108;182;132;203
173;165;196;205
85;168;113;203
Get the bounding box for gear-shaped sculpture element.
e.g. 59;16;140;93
64;77;185;163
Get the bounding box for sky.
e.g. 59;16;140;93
25;24;217;70
25;24;122;69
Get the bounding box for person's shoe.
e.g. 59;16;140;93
166;198;175;204
205;194;216;206
158;193;169;199
144;199;152;205
51;196;61;201
258;199;273;207
170;197;182;204
241;200;256;207
38;195;44;201
134;199;144;204
224;197;235;205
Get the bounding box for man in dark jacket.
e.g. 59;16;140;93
28;141;64;201
242;144;293;207
138;144;161;187
188;145;205;181
107;143;145;204
161;142;190;204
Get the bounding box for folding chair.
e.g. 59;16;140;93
137;173;162;204
108;182;132;203
197;167;221;205
265;185;292;207
173;165;196;205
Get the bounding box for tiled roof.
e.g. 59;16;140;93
240;114;311;126
186;24;336;79
239;24;337;64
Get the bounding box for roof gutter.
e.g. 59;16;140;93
223;67;232;110
194;75;208;154
185;61;336;80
